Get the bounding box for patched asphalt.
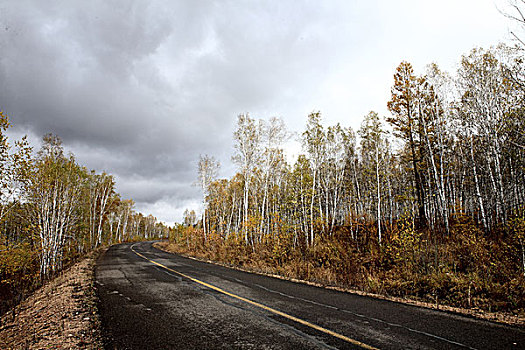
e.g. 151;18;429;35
95;241;524;349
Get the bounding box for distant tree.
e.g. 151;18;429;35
232;113;261;244
302;112;326;244
289;155;313;243
456;47;523;228
422;63;452;233
87;172;115;248
359;111;388;243
183;209;197;227
258;117;288;236
0;111;32;225
197;154;220;240
321;123;351;234
116;199;134;242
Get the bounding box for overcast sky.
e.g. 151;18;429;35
0;0;516;224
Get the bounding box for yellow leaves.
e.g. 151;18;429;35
0;243;39;289
271;232;292;265
508;207;525;242
0;110;11;131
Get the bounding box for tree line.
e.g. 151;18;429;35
0;116;168;312
199;44;525;251
174;43;525;313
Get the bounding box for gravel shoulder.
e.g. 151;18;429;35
0;249;105;350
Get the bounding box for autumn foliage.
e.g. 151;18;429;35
167;211;525;315
176;45;525;316
0;113;169;315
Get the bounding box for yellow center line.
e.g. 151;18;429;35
130;244;378;350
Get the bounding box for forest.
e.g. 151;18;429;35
0;115;169;314
167;43;525;315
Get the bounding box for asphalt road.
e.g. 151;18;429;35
95;241;524;349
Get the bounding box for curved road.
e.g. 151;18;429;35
95;241;523;349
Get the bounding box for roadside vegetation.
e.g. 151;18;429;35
170;42;525;318
0;112;169;316
0;249;104;349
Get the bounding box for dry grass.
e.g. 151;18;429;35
0;249;105;350
155;241;525;328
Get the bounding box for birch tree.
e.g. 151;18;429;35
456;47;521;228
321;123;350;234
358;111;388;243
232;113;261;244
198;154;220;240
88;172;115;248
302;112;326;244
259;117;289;236
423;64;454;233
502;0;525;46
0;111;32;224
116;199;134;242
28;134;84;279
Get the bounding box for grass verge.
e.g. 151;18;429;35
155;241;525;328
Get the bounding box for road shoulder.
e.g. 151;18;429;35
154;241;525;328
0;249;105;350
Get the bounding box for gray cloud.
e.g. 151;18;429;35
0;0;510;223
0;0;337;222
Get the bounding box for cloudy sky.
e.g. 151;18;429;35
0;0;517;224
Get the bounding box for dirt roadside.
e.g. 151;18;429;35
0;249;105;350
